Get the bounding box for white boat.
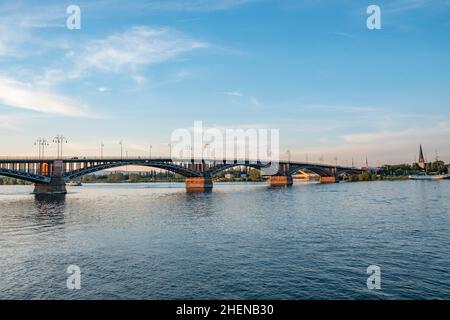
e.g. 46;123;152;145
409;174;450;180
67;181;83;186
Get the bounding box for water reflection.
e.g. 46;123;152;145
33;194;67;225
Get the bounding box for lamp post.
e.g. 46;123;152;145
41;139;49;159
53;135;67;159
203;143;210;160
187;145;193;160
34;138;49;160
168;143;172;159
149;145;152;159
100;142;104;159
34;138;42;159
119;141;123;160
286;150;291;164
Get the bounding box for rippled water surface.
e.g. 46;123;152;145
1;181;450;299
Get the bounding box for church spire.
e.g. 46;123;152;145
418;144;426;169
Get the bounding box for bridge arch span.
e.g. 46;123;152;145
287;165;334;177
64;161;202;182
204;162;270;177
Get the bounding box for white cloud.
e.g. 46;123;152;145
290;122;450;166
221;91;243;97
341;122;450;145
0;76;91;117
98;87;111;92
249;96;261;107
0;3;68;58
220;91;262;107
0;22;25;58
76;26;208;73
132;75;147;85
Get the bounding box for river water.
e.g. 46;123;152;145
1;181;450;299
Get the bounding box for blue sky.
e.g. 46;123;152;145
0;0;449;165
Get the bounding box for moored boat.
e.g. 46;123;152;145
409;174;450;180
67;181;83;186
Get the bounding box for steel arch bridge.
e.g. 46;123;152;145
0;157;365;194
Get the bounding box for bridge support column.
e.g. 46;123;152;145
320;176;338;184
268;175;293;187
185;177;213;192
33;160;67;194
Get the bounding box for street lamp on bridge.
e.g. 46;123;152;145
34;138;49;160
119;141;123;160
203;143;210;161
319;155;324;164
53;135;67;159
100;142;105;159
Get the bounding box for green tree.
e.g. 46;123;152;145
249;169;262;182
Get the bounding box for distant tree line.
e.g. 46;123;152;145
80;168;264;183
346;160;448;182
80;171;185;183
0;177;32;185
214;168;262;182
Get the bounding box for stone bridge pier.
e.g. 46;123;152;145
266;163;293;187
268;175;293;187
33;160;67;194
319;176;337;184
185;177;213;192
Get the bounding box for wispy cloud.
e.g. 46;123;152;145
249;96;261;107
0;3;67;58
221;91;244;97
341;121;450;144
0;76;91;117
76;26;208;74
286;121;450;166
132;75;147;85
98;87;111;92
35;25;209;88
220;91;262;107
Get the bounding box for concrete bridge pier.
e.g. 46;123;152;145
268;175;293;187
185;177;213;192
33;160;67;195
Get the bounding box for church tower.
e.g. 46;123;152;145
418;144;426;169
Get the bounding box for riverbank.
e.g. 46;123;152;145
345;173;410;182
